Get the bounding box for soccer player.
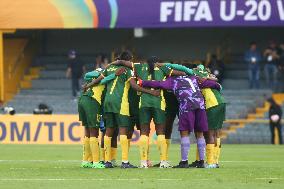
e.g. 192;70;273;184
139;74;221;168
100;124;119;166
113;58;185;168
150;90;179;167
84;51;159;168
199;73;226;168
79;67;125;168
134;57;175;168
164;63;224;168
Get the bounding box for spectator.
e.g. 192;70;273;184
66;50;86;99
101;55;109;69
278;42;284;92
268;98;283;144
263;41;280;90
244;42;262;89
95;54;104;69
207;54;225;84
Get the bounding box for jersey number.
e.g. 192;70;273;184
184;78;196;92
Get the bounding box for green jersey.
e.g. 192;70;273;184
82;70;105;105
137;64;172;110
201;88;226;110
128;63;143;116
102;65;134;116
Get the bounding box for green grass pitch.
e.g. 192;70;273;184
0;144;283;189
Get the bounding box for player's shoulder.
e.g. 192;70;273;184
133;62;142;69
105;64;119;71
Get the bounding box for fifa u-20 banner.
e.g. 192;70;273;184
0;115;155;145
0;0;283;29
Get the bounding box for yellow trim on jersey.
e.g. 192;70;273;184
131;62;135;71
110;77;118;95
160;90;166;111
169;69;173;77
201;88;218;109
120;78;131;116
91;85;105;105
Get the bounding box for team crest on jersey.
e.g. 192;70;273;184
107;67;118;72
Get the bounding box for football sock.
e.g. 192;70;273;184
181;136;190;161
166;139;171;160
139;135;148;161
157;135;167;161
196;147;200;161
120;135;129;163
82;137;91;162
104;136;112;162
206;144;215;165
215;138;221;164
147;137;150;161
128;139;131;153
100;148;105;161
111;147;117;161
197;137;206;161
90;137;100;163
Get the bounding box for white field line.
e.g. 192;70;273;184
221;160;280;163
0;160;280;163
256;178;283;180
0;160;79;162
1;178;283;182
0;178;182;181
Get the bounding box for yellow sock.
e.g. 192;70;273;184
215;138;221;164
139;135;148;161
206;144;215;165
90;137;100;163
196;146;200;161
128;139;131;153
82;137;91;161
120;135;129;162
104;136;112;162
147;137;150;160
166;139;171;160
100;148;105;161
157;135;167;161
111;147;117;160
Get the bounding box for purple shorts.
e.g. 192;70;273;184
178;109;208;132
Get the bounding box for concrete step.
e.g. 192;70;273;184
222;79;269;89
31;79;73;89
40;70;66;79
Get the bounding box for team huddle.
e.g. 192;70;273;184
78;51;226;169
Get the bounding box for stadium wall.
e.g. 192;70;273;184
0;115;156;145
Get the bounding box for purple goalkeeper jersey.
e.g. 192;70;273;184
142;76;205;113
170;76;205;112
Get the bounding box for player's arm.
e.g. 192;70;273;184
170;69;186;76
82;74;104;92
100;68;126;85
164;63;194;75
66;67;71;78
130;78;160;97
206;74;218;81
199;78;222;91
84;67;127;90
108;60;134;69
158;64;185;78
84;71;100;81
139;77;173;91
